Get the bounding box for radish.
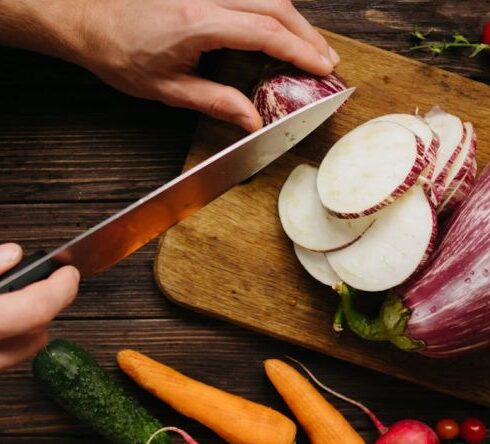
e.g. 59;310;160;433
293;243;340;286
317;121;426;218
327;186;436;292
368;113;438;174
424;107;465;205
288;357;440;444
336;165;490;357
251;67;347;125
278;164;373;251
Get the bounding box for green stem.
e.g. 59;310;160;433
381;294;425;352
408;42;490;57
332;303;345;334
333;282;388;341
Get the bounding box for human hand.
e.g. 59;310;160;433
76;0;339;131
0;243;79;370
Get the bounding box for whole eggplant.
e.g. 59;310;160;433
337;164;490;357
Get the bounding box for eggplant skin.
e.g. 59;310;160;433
251;68;346;125
402;164;490;357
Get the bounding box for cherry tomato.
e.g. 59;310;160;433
482;21;490;45
460;418;486;444
436;418;460;440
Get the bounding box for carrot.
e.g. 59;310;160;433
264;359;365;444
117;350;296;444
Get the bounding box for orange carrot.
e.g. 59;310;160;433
117;350;296;444
264;359;365;444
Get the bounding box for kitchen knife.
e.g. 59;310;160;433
0;87;355;293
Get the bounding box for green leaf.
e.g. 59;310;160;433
429;44;444;55
411;30;427;41
470;43;490;58
452;32;470;44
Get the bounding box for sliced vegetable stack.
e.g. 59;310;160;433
273;102;487;357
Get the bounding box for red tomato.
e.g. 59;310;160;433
482;21;490;45
436;418;459;440
460;418;486;444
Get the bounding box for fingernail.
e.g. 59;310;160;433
321;55;333;73
0;243;21;264
329;47;340;65
242;115;262;132
70;266;81;282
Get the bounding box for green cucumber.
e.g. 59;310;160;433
33;339;170;444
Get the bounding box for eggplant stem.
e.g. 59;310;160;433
333;282;388;341
333;304;345;334
286;356;389;435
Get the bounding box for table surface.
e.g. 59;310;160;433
1;1;489;443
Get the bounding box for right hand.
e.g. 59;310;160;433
0;243;80;370
74;0;339;132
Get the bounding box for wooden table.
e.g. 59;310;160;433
1;1;489;442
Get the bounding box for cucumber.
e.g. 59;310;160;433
33;339;170;444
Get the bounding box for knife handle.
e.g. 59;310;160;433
0;250;60;294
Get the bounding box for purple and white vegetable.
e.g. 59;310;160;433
317;121;426;218
424;107;465;206
438;123;477;214
252;67;346;125
293;243;340;286
337;165;490;357
327;185;436;292
278;164;373;251
368;113;439;175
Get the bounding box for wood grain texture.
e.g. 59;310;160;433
156;29;490;406
1;0;490;442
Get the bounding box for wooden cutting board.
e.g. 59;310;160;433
155;30;490;406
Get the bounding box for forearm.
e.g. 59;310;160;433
0;0;86;64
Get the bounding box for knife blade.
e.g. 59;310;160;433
0;87;355;293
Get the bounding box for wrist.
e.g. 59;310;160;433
0;0;89;65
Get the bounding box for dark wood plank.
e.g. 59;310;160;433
0;319;489;443
0;99;194;203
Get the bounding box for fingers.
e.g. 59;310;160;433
0;329;48;371
157;74;262;132
215;0;339;65
0;243;23;274
0;266;79;340
205;9;335;76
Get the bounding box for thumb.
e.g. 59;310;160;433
157;74;262;132
0;243;23;275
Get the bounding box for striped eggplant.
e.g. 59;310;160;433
336;164;490;357
251;66;346;125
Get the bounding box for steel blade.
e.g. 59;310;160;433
0;87;355;286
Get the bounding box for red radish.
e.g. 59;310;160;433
460;418;486;444
278;164;373;251
327;186;436;292
287;357;439;444
293;243;340;286
251;67;347;125
424;107;465;205
317;121;426;218
336;165;490;357
482;21;490;45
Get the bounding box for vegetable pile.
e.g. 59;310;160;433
33;340;488;443
260;68;489;357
